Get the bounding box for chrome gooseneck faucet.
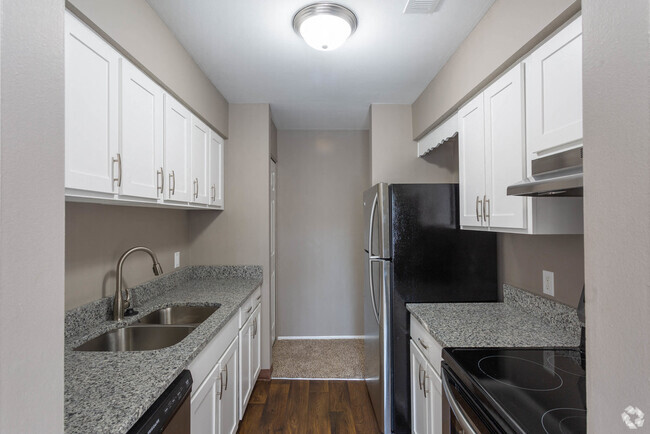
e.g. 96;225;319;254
113;246;163;321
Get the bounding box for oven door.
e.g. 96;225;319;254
441;364;495;434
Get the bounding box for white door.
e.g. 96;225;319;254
410;341;429;434
191;363;221;434
164;95;191;202
458;93;487;228
270;159;277;345
525;16;583;156
64;12;119;194
238;316;252;419
483;64;527;230
251;305;262;382
209;131;225;208
428;365;443;434
219;338;239;434
119;60;164;199
191;116;210;205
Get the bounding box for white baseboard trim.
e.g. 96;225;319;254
276;335;364;340
272;376;364;381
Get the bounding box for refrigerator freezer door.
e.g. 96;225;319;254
364;183;391;259
364;254;392;433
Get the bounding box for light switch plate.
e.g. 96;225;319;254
543;270;554;296
174;252;180;268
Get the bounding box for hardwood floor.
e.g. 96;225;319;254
237;379;381;434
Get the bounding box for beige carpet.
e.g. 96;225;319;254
272;339;364;379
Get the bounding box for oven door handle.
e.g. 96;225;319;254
442;369;479;434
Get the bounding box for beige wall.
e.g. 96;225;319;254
0;0;65;430
412;0;580;139
190;104;272;368
583;0;650;430
370;104;458;185
65;203;190;310
498;234;584;307
67;0;229;137
275;130;370;337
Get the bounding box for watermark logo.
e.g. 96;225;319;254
622;406;645;429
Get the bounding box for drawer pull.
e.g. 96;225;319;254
418;337;429;350
245;306;252;314
256;295;261;301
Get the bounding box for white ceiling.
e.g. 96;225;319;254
147;0;494;130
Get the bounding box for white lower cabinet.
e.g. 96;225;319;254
239;302;262;418
410;341;442;434
189;287;262;433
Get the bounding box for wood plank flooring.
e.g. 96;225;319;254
238;379;381;434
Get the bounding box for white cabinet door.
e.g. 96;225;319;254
270;160;277;345
119;60;164;199
250;305;262;382
209;130;225;209
190;116;210;205
484;64;527;230
410;341;429;434
164;95;191;202
458;93;487;228
65;12;119;194
191;362;221;434
525;16;583;156
238;315;252;419
219;338;239;434
427;364;442;434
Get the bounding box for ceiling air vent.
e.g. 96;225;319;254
403;0;442;14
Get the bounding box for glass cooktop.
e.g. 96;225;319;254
443;347;586;434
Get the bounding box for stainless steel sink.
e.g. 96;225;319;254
137;305;220;326
73;325;195;352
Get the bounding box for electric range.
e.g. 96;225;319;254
441;347;586;433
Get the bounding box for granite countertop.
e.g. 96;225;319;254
64;265;262;434
407;284;581;349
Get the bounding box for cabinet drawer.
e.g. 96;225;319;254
239;287;261;329
410;316;443;375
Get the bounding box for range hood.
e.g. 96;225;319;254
507;147;583;197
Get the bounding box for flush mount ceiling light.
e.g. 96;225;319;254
293;3;358;51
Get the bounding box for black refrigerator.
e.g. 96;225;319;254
362;183;497;433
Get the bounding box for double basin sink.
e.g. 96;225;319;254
74;305;220;352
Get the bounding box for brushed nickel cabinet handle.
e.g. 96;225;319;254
193;178;199;199
218;371;223;400
418;337;429;350
168;170;176;196
112;153;122;187
211;184;216;202
157;167;164;194
475;196;481;222
222;364;228;390
484;195;490;222
245;306;252;314
256;295;261;301
418;364;424;390
423;372;429;398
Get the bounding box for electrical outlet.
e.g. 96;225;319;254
174;252;180;268
543;270;554;296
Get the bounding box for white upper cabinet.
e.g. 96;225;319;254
164;95;192;203
64;10;224;210
483;64;527;230
119;60;164;199
209;130;225;209
525;16;583;157
458;93;486;228
65;12;119;194
459;66;526;232
191;116;210;205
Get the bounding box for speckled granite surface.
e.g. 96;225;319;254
407;285;581;349
64;265;262;434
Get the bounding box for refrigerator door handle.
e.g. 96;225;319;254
368;258;381;325
368;193;379;259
